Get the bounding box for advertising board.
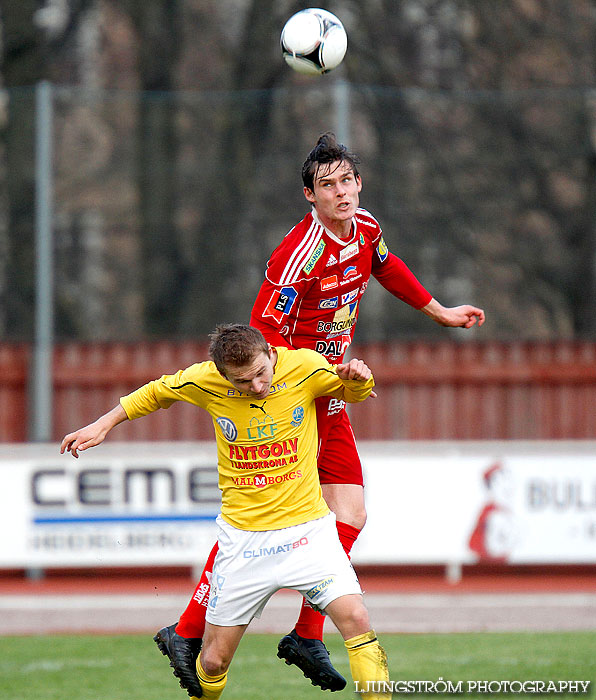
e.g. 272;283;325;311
0;442;594;568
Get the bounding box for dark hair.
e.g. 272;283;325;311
301;132;360;191
209;324;269;375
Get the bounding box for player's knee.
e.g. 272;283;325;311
338;600;371;637
198;647;232;677
345;506;366;531
349;602;371;632
354;506;367;530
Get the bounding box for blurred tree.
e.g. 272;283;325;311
124;0;184;335
1;0;596;341
168;0;291;333
339;0;596;340
2;1;44;339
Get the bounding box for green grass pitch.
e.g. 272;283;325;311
1;631;594;699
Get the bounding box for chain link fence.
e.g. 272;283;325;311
2;80;596;342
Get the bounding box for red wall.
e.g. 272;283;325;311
3;340;596;442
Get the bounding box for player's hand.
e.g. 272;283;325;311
422;299;485;329
60;421;107;458
439;304;485;328
336;359;377;398
60;405;127;457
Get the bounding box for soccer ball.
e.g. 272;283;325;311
281;8;347;76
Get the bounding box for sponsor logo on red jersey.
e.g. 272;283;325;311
315;337;352;360
341;289;358;305
342;266;358;280
321;275;338;291
327;398;346;415
376;237;389;262
318;296;339;309
192;582;211;606
317;301;358;337
264;286;298;323
303;240;326;274
339;242;358;263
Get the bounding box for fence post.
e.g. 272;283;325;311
30;80;54;442
334;77;350;146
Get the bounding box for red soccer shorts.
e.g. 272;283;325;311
315;396;364;486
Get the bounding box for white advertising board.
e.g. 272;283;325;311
0;443;220;567
353;442;596;565
0;441;594;568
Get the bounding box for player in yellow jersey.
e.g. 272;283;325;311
60;324;389;700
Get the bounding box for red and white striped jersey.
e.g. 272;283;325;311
250;207;432;363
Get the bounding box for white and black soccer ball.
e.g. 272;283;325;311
281;8;347;76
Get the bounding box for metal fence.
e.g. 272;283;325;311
4;81;596;441
350;340;596;440
2;340;595;443
3;81;596;345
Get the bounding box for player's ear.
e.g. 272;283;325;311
304;186;316;203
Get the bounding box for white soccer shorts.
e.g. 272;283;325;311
205;512;362;626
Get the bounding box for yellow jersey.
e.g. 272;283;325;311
120;347;373;531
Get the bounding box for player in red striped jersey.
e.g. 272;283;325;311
155;133;485;696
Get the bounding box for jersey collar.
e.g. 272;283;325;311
311;208;357;246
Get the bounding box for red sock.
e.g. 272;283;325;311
335;520;360;556
175;541;219;639
294;520;361;641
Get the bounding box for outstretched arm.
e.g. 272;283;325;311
372;251;485;329
372;251;433;309
420;298;485;329
60;403;128;458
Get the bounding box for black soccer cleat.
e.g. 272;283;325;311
277;629;347;692
154;623;203;698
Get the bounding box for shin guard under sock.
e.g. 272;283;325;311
194;655;228;700
345;630;389;699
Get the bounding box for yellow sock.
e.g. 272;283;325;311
192;654;228;700
345;630;390;699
